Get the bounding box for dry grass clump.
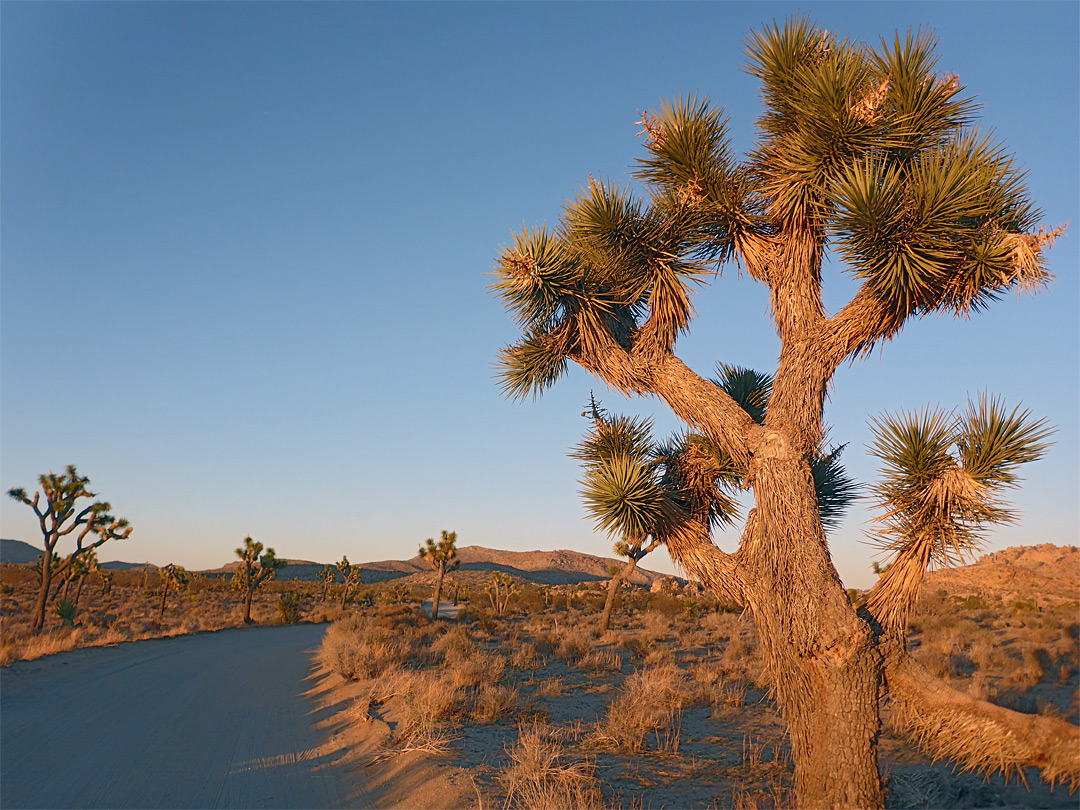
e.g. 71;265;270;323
511;641;541;670
597;663;698;753
319;614;409;680
534;676;566;698
556;629;593;664
578;648;622;674
472;682;520;724
445;650;507;689
499;722;604;810
367;668;465;745
431;625;477;664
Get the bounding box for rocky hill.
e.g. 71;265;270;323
1;539;157;571
205;546;672;588
3;538;672;589
924;543;1078;606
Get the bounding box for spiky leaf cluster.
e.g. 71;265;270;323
573;407;743;543
868;396;1051;568
420;530;460;569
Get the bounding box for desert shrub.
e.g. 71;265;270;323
319;614;408;680
511;642;541;670
598;664;697;753
555;629;592;664
276;591;302;625
499;723;604;810
960;595;989;610
646;592;683;617
514;586;547;613
620;634;653;661
472;682;520;723
532;632;559;658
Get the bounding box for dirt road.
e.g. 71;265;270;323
1;623;354;809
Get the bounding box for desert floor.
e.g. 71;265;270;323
314;595;1079;810
2;565;1077;809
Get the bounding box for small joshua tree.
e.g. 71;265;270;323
419;530;459;619
158;563;188;622
8;465;132;634
335;556;363;609
98;567;113;597
235;537;284;624
317;564;336;602
485;571;517;615
597;538;661;634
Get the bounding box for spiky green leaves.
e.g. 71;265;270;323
866;396;1051;635
958;394;1054;488
573;405;745;542
868;396;1051;566
421;529;459;567
811;445;859;531
581;454;666;539
831;130;1045;314
713;364;774;424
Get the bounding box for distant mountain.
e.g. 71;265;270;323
0;539;156;571
1;539;41;564
197;545;674;588
354;545;674;588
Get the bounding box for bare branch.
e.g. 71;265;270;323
885;653;1079;792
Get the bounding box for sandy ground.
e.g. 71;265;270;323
0;624;355;809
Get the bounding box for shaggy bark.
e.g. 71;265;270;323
885;650;1079;791
431;562;446;620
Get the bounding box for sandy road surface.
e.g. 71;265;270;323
1;623;353;809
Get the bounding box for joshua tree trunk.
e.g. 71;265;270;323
431;562;446;619
599;539;660;634
244;586;254;624
340;581;349;609
158;581;169;621
74;574;87;607
30;553;53;635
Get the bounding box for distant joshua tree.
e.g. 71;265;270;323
316;564;336;602
234;537;284;624
335;556;363;609
491;18;1072;806
485;571;516;615
419;530;459;619
158;564;188;621
8;465;132;634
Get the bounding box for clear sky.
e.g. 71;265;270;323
2;2;1076;589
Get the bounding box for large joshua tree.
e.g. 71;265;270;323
491;20;1074;809
8;465;132;635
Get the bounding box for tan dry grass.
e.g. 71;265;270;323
499;722;604;810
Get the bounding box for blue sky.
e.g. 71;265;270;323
2;2;1076;589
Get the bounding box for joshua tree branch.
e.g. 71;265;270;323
884;651;1079;792
659;511;746;607
821;285;910;374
